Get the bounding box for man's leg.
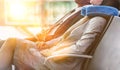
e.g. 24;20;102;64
13;39;49;70
0;38;16;70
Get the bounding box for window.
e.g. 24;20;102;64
0;0;77;39
44;0;77;25
4;0;41;26
4;0;77;26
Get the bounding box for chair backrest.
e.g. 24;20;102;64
79;14;113;70
87;16;120;70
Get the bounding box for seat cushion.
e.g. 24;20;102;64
81;5;119;16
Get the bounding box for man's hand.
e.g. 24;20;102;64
36;42;51;50
40;49;53;57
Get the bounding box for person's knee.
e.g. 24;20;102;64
6;38;16;43
5;38;17;47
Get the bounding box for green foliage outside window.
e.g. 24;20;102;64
44;1;77;25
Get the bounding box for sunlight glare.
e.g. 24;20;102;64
8;2;27;20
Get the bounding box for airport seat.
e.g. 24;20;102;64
87;16;120;70
11;14;118;70
45;14;120;70
43;6;120;70
12;15;120;70
45;14;115;70
1;12;120;70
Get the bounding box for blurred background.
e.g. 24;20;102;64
0;0;77;40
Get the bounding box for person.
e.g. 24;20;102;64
0;0;119;70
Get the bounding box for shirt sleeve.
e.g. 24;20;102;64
52;16;107;55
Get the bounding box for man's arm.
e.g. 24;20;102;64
50;16;107;61
25;31;47;42
25;36;38;42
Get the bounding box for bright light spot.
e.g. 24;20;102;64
8;2;27;20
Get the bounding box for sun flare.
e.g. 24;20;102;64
8;2;27;20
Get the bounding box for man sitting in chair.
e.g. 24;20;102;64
0;0;119;70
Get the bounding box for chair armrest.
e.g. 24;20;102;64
44;54;92;64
